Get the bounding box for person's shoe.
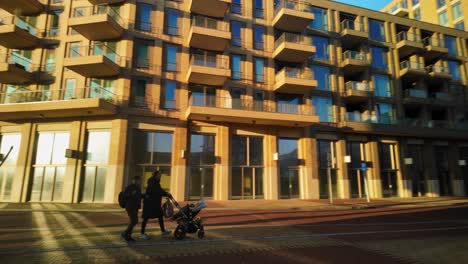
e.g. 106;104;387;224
127;236;136;242
121;232;131;242
161;230;171;236
140;233;150;240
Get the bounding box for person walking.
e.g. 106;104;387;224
121;176;142;242
140;170;172;239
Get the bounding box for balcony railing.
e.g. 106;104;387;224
72;6;123;25
400;60;425;71
423;37;445;48
345;81;370;91
0;52;34;72
405;89;428;99
277;67;314;80
428;65;449;75
190;54;229;69
274;0;310;14
0;16;38;36
346;112;397;124
189;95;315;116
0;87;117;105
192;15;229;31
397;31;422;42
342;50;367;62
275;32;313;48
389;1;408;13
341;19;365;32
66;44;128;67
431;92;453;102
426;120;450;129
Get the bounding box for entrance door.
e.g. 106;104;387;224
379;143;399;198
278;138;300;199
381;171;398;197
231;167;263;200
189;167;213;200
407;144;426;197
434;146;452;196
347;141;367;198
280;168;299;199
349;169;366;198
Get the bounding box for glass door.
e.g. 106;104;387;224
189;167;213;200
347;141;367;198
434;146;452;196
0;134;21;201
407;144;426;197
379;143;399;198
231;167;263;200
279;138;300;199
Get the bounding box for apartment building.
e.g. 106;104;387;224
0;0;467;204
382;0;468;31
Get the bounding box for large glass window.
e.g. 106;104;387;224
164;44;178;72
312;96;333;122
0;134;21;201
376;103;394;124
448;60;461;81
444;36;457;56
82;131;110;202
30;132;70;202
369;19;386;42
231;21;243;47
165;8;179;36
254;0;264;18
134;39;150;68
312;36;330;60
132;79;146;106
134;131;173;192
254;57;265;83
438;11;449;26
136;3;152;31
231;0;242;14
189;134;215;200
317;140;337;199
379;143;399;197
231;54;243;80
452;2;463;20
163;80;176;109
309;7;328;30
253;25;265;50
373;74;392;97
311;65;331;90
455;21;465;30
437;0;446;9
279;138;300;199
346;141;367;198
371;47;388;70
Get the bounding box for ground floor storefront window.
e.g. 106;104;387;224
0;134;21;201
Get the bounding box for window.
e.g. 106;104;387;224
0;134;21;201
30;132;70;202
412;0;419;5
438;10;448;25
253;57;265;83
312;96;333;122
165;9;179;35
309;7;328;30
164;44;178;72
49;10;61;37
373;74;392;97
64;79;76;100
448;60;461;81
231;54;243;80
452;2;463;20
376;103;394;124
455;21;465;30
190;85;216;107
369;19;385;42
134;39;151;68
413;8;421;20
90;79;114;101
163;80;176;109
444;35;457;55
231;21;243;47
311;65;331;91
371;47;388;70
437;0;446;9
253;25;265;50
254;0;264;18
136;3;152;31
312;36;330;60
231;0;242;14
132;79;146;106
82;131;111;202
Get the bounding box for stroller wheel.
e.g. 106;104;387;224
197;229;205;239
174;226;186;240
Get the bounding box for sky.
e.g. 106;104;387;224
333;0;390;11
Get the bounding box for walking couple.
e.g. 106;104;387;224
121;170;172;242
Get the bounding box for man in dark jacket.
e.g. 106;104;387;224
121;176;142;242
140;170;172;239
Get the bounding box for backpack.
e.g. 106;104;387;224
118;191;126;208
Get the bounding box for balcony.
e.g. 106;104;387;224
186;95;318;127
423;37;448;61
0;87;118;121
427;65;451;80
274;67;317;94
63;44;124;78
273;33;315;63
189;0;231;18
186;54;230;86
399;61;427;81
69;6;124;41
389;2;409;17
396;32;424;58
273;0;314;32
403;89;429;105
340;20;368;47
188;16;231;52
344;81;371;102
0;53;35;84
0;0;43;16
88;0;126;4
430;92;454;105
0;16;40;49
340;51;370;75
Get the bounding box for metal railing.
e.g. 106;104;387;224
274;0;310;15
0;87;117;105
342;50;367;62
188;95;315;116
275;32;313;48
400;60;425;71
346;112;397;124
190;54;229;69
66;44;128;67
276;67;314;80
400;118;425;127
192;15;229;31
423;37;445;48
341;19;365;32
345;81;370;92
0;16;38;36
397;31;422;42
428;65;449;75
405;89;428;99
426;120;450;129
389;1;409;13
72;6;123;25
0;52;35;72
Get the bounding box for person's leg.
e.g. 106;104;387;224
141;217;149;234
158;217;166;232
124;209;138;239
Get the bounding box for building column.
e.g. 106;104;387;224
300;136;318;199
214;124;229;200
367;140;382;199
63;121;83;203
336;139;349;199
398;141;413;198
171;126;188;201
264;134;278;200
424;142;439;197
106;119;128;203
10;123;33;202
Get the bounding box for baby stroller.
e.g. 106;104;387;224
169;197;207;240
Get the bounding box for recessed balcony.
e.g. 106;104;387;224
69;6;124;41
189;0;231;18
186;55;230;86
0;87;118;121
0;0;43;16
340;51;370;75
399;61;427;81
273;0;314;32
273;33;315;63
186;95;318;127
88;0;126;4
430;92;455;105
423;37;448;61
427;65;451;80
63;44;123;78
274;67;317;94
188;16;231;52
0;16;40;49
0;53;35;84
340;20;368;47
403;89;429;105
389;2;409;17
344;81;371;103
396;32;424;58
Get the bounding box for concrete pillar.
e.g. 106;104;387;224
264;134;278;200
424;142;439;197
106;119;128;203
63;121;83;203
171;125;188;201
300;136;318;199
214;124;229;200
336;139;349;198
367;140;382;199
